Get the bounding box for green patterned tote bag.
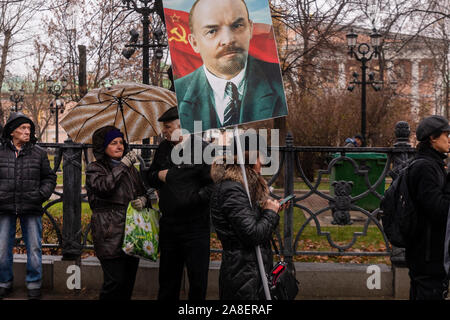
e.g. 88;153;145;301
122;203;160;261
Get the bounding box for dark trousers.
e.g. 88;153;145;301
158;219;210;300
99;255;140;300
409;270;449;300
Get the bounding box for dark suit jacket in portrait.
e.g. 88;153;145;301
174;55;288;133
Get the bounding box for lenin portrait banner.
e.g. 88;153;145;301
162;0;289;133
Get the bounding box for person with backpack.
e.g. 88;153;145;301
406;115;450;300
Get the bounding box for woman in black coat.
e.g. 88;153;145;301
86;126;148;300
210;149;281;300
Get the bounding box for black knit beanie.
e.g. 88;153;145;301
6;117;33;137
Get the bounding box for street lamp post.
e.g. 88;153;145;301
9;87;24;112
121;0;167;85
121;0;167;163
47;77;68;143
346;28;383;147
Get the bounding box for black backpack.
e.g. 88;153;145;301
380;159;425;248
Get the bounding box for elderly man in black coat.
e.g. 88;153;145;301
147;106;213;300
0;112;56;300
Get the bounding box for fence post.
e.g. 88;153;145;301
390;121;412;268
393;121;411;147
284;132;295;270
62;139;83;261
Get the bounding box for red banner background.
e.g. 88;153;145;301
164;8;280;79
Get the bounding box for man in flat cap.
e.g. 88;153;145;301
147;106;213;300
0;112;56;300
405;114;450;300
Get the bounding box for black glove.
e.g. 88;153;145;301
130;196;147;210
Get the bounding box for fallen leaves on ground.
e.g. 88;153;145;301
20;218;392;265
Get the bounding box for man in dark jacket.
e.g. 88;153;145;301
406;115;450;300
147;106;213;300
0;112;56;299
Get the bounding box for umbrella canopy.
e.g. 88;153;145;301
60;82;177;143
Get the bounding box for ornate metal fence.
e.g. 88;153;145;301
21;121;415;266
267;121;415;270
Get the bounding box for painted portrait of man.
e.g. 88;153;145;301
163;0;288;133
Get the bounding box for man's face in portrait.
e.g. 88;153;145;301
188;0;253;80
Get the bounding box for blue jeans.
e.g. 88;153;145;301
0;214;42;290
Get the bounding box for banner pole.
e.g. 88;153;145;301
233;126;272;300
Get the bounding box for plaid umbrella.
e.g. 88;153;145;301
60;82;177;143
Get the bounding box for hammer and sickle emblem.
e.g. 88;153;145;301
169;24;188;44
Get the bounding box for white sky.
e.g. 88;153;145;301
8;0;447;78
163;0;273;24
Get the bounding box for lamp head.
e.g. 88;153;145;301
370;28;382;55
155;48;163;60
122;48;136;60
129;29;139;43
61;77;68;88
153;29;163;41
46;77;54;92
346;28;358;49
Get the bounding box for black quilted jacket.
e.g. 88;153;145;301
210;180;279;300
0;140;56;215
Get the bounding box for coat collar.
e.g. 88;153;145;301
416;145;448;170
6;139;33;156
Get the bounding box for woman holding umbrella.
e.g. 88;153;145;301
86;125;148;300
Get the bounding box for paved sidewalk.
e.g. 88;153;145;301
1;288;152;300
2;288;95;300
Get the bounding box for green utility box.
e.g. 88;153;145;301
330;152;387;212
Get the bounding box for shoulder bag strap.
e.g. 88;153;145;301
270;237;283;262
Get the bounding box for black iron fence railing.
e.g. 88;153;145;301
15;121;415;267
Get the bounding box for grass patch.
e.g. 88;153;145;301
44;201;93;218
275;207;391;265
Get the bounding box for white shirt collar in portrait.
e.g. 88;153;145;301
203;62;247;126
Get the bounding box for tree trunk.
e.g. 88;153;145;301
0;30;12;125
78;45;87;98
